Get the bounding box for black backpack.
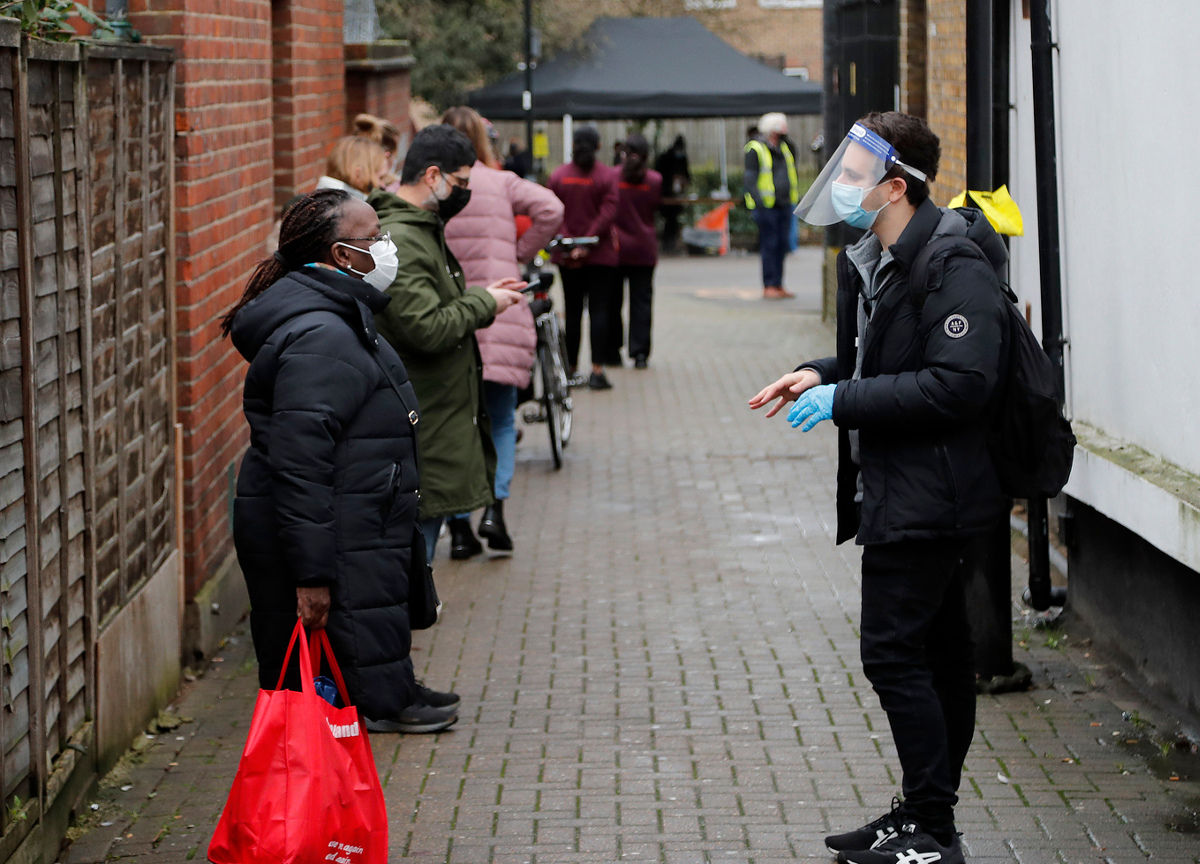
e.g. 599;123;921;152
908;226;1075;500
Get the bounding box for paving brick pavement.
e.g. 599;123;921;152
65;251;1199;863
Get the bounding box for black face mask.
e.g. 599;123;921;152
438;184;472;221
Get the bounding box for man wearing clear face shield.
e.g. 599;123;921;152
750;113;1009;864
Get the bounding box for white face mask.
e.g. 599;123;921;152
336;236;399;290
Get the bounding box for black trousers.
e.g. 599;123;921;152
620;264;654;360
859;538;975;836
561;265;622;369
660;205;682;251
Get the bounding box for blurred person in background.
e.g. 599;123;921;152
654;134;690;253
504;137;532;177
744;112;799;299
547;126;621;391
612;139;626;166
353;113;403;192
369;124;527;561
440;106;564;557
614;133;661;370
317;136;389;201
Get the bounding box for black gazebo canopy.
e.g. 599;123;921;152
468;16;822;120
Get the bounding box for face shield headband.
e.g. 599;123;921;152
795;123;929;227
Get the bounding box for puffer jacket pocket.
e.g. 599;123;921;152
869;436;958;538
379;462;403;536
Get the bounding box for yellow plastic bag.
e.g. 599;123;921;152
948;185;1024;236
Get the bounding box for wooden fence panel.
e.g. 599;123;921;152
0;34;34;821
87;52;175;628
22;43;91;813
0;34;175;848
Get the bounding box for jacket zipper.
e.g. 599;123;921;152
938;444;961;526
860;273;906;373
380;463;401;535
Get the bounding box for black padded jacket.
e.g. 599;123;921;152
801;198;1009;546
231;266;421;720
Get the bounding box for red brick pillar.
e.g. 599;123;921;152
344;41;415;147
272;1;347;213
900;0;928;119
925;0;968;204
121;0;345;652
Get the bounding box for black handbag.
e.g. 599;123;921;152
407;526;441;630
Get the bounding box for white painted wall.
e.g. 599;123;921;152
1007;0;1200;480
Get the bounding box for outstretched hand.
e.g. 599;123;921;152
748;369;821;418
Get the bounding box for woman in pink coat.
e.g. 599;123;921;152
441;107;564;557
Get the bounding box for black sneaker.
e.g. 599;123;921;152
825;798;907;854
633;355;648;370
414;680;460;710
588;371;613;390
364;702;458;734
837;821;963;864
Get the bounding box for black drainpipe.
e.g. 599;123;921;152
964;0;1021;684
1026;0;1067;611
965;0;993;192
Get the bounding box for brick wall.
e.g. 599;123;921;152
900;0;927;118
272;1;346;213
119;0;343;599
712;5;824;80
925;0;967;204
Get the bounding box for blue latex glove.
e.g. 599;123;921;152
788;384;836;432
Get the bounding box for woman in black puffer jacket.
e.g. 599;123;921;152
224;189;458;733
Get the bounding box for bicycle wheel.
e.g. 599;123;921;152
551;324;573;447
539;343;563;469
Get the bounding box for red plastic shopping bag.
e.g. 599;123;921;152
208;622;387;864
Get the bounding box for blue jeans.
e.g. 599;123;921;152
484;381;518;500
420;517;444;561
754;206;792;288
452;381;520;525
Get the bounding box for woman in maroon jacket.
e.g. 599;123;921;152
614;134;663;369
547;127;620;390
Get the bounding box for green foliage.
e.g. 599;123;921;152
6;795;28;823
0;0;113;41
377;0;526;112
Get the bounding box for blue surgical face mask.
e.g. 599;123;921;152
831;181;889;230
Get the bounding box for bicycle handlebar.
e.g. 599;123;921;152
521;273;555;294
545;235;599;251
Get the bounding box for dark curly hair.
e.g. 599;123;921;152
220;188;350;337
857;112;940;206
399;124;476;185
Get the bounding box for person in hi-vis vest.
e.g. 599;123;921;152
744;113;799;300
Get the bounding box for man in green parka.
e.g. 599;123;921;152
370;125;526;559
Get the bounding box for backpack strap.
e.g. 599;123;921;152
907;234;988;311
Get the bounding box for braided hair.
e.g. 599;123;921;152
220;188;351;337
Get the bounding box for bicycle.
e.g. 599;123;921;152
520;235;598;469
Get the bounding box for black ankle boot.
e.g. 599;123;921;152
477;501;513;552
448;518;482;560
